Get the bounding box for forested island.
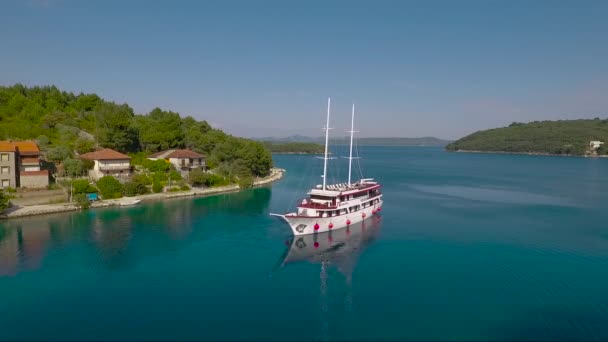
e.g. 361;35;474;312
262;141;324;154
260;136;451;147
446;119;608;156
0;84;273;178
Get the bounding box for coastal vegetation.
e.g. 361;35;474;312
262;141;324;154
446;119;608;155
0;190;10;211
0;84;273;178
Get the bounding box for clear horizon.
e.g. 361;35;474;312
1;0;607;140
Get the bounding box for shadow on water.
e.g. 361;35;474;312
0;187;273;276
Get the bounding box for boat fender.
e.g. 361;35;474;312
362;212;366;218
346;219;351;225
328;223;334;229
314;223;320;230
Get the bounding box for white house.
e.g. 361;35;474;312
80;148;131;180
590;141;604;150
147;149;206;175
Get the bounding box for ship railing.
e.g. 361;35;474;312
297;198;337;209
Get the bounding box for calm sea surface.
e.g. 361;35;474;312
1;146;608;341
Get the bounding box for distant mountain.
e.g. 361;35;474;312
256;135;452;146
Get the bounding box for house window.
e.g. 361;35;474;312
1;179;9;187
0;154;8;161
1;166;8;174
181;159;186;167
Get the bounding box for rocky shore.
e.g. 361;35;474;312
0;168;285;220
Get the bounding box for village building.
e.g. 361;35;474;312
147;149;206;175
80;148;131;181
0;141;49;189
589;140;604;150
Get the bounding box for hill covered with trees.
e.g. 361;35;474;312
0;84;272;177
446;119;608;155
260;135;451;146
261;141;324;154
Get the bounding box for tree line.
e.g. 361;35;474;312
262;141;324;154
0;84;272;177
446;119;608;155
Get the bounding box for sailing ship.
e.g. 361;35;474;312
271;98;383;236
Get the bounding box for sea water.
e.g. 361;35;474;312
1;146;608;340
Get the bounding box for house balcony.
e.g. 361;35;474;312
178;162;206;170
99;165;131;171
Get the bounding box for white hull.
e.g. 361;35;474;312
273;199;383;236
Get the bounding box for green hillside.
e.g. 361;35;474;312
262;141;324;154
0;84;272;177
446;119;608;155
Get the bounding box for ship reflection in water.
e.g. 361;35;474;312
278;215;382;271
274;215;382;289
273;216;382;339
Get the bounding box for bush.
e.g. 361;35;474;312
123;181;148;197
152;180;163;193
63;158;86;178
72;179;97;194
238;175;254;189
169;170;182;181
180;184;190;191
132;173;152;185
74;193;90;209
82;159;95;171
152;171;167;185
143;159;170;172
74;137;95;154
96;176;123;199
5;187;16;193
207;174;230;187
188;169;207;187
0;190;11;211
46;145;72;163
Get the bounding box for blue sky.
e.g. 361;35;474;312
1;0;607;139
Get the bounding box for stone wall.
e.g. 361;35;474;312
20;174;49;189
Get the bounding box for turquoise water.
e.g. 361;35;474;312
1;146;608;341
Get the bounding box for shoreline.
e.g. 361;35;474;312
448;149;608;158
0;168;285;220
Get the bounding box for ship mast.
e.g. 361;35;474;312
348;104;355;186
322;97;331;191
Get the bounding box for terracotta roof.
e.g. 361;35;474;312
20;170;49;176
21;157;40;165
80;148;131;160
0;142;16;152
0;141;40;154
148;149;205;159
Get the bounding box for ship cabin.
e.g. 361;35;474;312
296;179;382;218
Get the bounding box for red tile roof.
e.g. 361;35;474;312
0;142;16;152
80;148;131;161
0;141;40;154
148;149;205;159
